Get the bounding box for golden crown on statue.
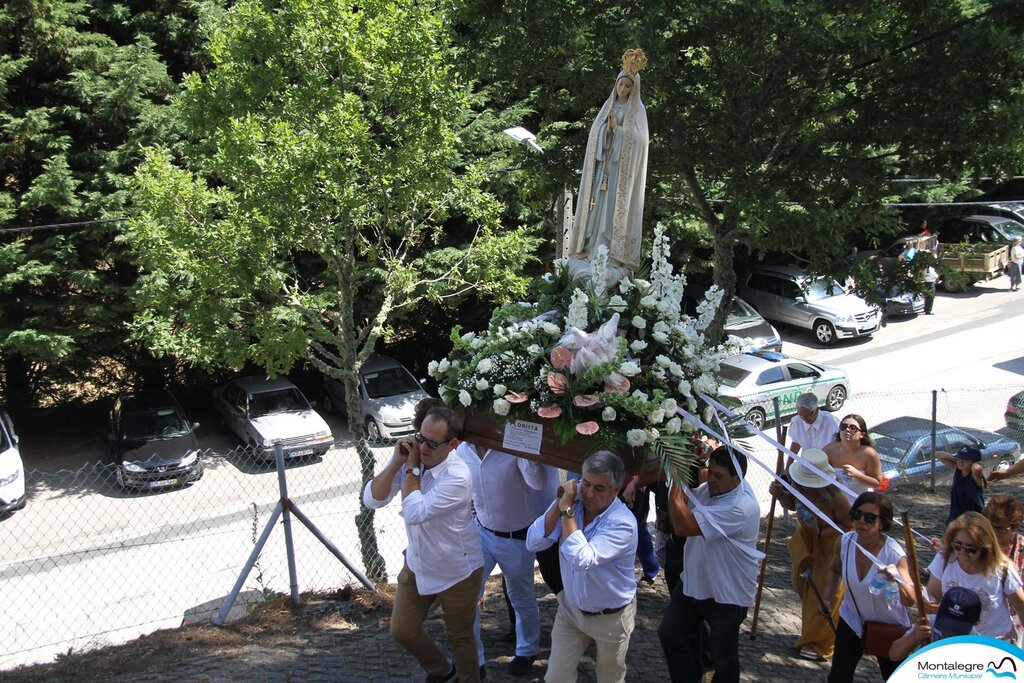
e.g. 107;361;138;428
621;48;648;75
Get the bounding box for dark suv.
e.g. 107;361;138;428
937;214;1024;246
108;392;204;491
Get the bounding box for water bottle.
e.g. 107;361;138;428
883;579;900;606
867;570;887;596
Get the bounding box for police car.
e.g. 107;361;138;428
717;351;850;430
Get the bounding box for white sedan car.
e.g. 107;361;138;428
0;409;26;515
717;351;850;430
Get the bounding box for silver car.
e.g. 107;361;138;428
738;265;881;346
323;354;429;440
717;351;849;430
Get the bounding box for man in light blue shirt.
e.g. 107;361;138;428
526;451;637;683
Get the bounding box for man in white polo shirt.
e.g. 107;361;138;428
658;446;761;683
364;406;483;683
788;393;840;457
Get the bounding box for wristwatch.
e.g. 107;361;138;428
559;506;575;518
405;466;421;477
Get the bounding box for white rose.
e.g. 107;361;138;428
631;315;647;330
471;337;485;350
630;339;648;352
461;332;476;342
648;428;660;442
651;367;666;380
649;409;665;424
427;360;439;377
459;389;472;407
631;389;648;402
677;379;692;397
602;407;617;422
527;344;542;355
652;331;669;344
607;295;628;313
542;322;561;335
664;417;682;435
669;362;683;377
493;383;507;396
618;279;634;294
626;429;648;447
476;378;489;391
662;398;678;414
653;320;671;335
493;398;511;416
477;358;494;374
437;359;450;373
619;361;641;377
633;278;651;292
640;295;658;308
655;354;671;368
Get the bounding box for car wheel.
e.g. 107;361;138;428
826;385;847;412
940;279;961;293
365;418;382;443
813;319;837;346
745;408;766;431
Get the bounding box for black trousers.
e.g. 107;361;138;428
827;617;900;682
658;582;748;683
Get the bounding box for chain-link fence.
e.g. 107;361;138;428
2;384;1022;671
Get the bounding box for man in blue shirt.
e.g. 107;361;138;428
527;451;638;683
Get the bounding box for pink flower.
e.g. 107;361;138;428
547;372;568;394
550;346;573;370
537;404;563;419
575;421;600;435
573;394;599;408
504;391;529;404
603;373;630;394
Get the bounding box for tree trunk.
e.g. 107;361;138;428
2;353;34;415
708;211;740;344
344;371;388;583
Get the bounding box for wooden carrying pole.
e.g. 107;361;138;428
901;511;928;615
750;399;787;639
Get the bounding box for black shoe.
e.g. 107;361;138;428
480;664;488;680
424;661;456;683
505;655;536;677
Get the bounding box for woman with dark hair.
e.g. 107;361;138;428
984;495;1024;645
927;511;1024;641
823;491;913;682
823;414;882;502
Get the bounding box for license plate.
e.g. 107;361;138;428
289;448;314;457
150;479;178;488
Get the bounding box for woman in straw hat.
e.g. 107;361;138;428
769;448;851;661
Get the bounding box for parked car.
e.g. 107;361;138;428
938;214;1024;245
0;409;26;514
877;285;925;317
108;392;204;491
1006;390;1024;434
684;294;782;352
716;351;849;430
870;416;1021;489
738;265;882;345
213;376;333;461
322;354;429;440
970;201;1024;226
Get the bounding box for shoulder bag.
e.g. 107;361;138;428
844;535;905;658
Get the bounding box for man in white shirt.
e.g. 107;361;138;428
363;406;483;683
527;451;637;683
788;393;840;456
658;446;761;683
457;443;547;677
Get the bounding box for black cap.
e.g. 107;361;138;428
934;586;981;637
954;446;982;462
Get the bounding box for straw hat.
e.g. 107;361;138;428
789;448;835;489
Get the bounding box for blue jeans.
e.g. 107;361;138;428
658;582;748;683
472;523;540;663
629;488;660;579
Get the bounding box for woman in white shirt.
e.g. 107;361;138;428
926;511;1024;640
823;492;913;682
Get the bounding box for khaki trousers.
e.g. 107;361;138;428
544;591;636;683
390;560;483;683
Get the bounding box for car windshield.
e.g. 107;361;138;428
803;277;846;302
249;388;309;417
994;219;1024;238
123;408;190;440
729;297;760;322
869;430;915;466
363;367;421;399
718;364;751;388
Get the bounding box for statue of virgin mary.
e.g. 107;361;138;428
563;49;649;279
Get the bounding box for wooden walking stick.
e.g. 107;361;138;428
901;512;928;615
750;398;787;639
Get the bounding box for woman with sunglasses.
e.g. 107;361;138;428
983;497;1024;645
823;491;913;682
926;511;1024;641
823;414;882;503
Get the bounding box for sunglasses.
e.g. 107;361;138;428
414;432;453;450
839;423;862;433
850;509;879;524
951;541;981;556
993;526;1014;534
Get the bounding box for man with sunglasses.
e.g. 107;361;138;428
364;406;483;683
787;393;840;458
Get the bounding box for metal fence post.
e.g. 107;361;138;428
276;441;301;607
930;390;938;492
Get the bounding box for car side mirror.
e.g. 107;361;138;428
419;378;428;385
11;434;19;446
794;296;806;304
191;422;200;431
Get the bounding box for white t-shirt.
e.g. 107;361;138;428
681;481;761;607
788;409;841;452
927;554;1023;639
837;532;911;637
